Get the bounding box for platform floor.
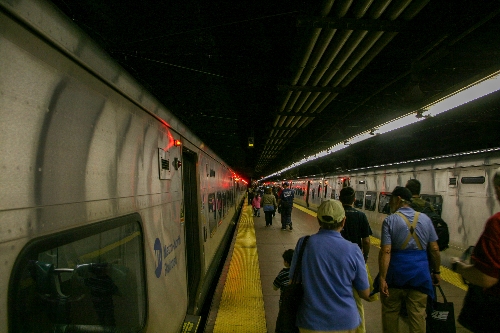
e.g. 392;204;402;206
205;200;471;333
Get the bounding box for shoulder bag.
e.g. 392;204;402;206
275;236;310;333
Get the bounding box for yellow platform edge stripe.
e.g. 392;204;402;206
294;203;468;291
212;203;267;333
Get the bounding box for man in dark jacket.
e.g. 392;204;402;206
278;182;294;231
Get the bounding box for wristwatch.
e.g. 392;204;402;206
432;270;441;274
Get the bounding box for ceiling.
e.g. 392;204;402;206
49;0;500;181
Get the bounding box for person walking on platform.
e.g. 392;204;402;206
289;200;371;332
340;187;372;262
278;182;294;231
252;193;261;217
406;179;436;213
450;167;500;332
248;187;254;205
273;249;294;305
378;186;441;333
262;187;278;227
339;187;373;333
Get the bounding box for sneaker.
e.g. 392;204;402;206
289;226;293;230
281;228;287;231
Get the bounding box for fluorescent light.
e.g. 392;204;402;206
426;72;500;117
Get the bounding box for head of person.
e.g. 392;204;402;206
282;249;294;266
493;167;500;202
316;199;346;230
405;179;421;196
283;182;289;188
339;187;355;205
265;187;272;194
389;186;413;213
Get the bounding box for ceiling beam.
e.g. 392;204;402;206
277;85;343;93
296;16;410;32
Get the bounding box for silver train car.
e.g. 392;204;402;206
0;0;246;332
281;148;500;265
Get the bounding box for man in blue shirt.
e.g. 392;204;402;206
289;199;370;332
378;186;441;333
278;182;295;231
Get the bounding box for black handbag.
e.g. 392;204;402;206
454;245;500;332
428;285;455;333
458;283;500;332
275;236;310;333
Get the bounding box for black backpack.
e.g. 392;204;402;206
421;205;450;251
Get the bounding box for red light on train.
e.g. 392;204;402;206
174;139;182;147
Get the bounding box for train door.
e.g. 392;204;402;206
182;150;202;314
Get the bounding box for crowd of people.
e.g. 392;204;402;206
252;169;500;333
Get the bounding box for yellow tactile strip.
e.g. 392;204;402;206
295;204;467;291
212;203;267;332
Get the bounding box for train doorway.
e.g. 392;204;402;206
182;150;201;314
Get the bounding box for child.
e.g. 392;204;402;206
273;249;294;333
251;193;261;217
273;249;294;304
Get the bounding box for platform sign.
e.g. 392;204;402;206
182;315;201;333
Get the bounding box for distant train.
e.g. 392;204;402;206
0;1;245;332
270;148;500;265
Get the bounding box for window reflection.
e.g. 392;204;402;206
11;215;145;332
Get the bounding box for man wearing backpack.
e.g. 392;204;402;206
406;179;449;251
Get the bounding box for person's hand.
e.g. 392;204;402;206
450;257;461;272
380;278;389;298
432;272;441;285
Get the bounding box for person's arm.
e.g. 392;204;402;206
427;241;441;285
362;237;370;262
378;244;391;297
356;288;371;301
450;258;499;288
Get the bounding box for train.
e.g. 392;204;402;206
0;0;246;332
266;148;500;265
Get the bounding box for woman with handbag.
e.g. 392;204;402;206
262;187;278;226
450;167;500;332
288;200;371;333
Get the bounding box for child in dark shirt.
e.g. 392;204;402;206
273;249;294;333
273;249;294;305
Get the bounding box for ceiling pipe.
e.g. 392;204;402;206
275;0;336;127
289;0;392;126
262;0;337;165
303;0;431;149
309;0;415;116
293;0;419;149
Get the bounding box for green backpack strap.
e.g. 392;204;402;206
395;212;422;250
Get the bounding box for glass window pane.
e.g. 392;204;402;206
378;192;392;214
10;214;146;333
364;191;377;211
354;191;364;208
420;194;444;216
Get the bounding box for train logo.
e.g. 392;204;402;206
154;238;163;278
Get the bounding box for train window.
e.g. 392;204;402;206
378;192;392;214
364;191;377;211
9;213;146;333
420;194;444;216
354;191;364;208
